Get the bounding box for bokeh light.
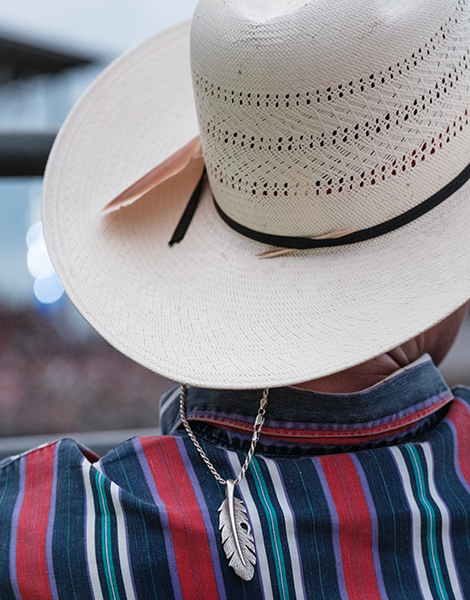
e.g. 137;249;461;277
33;273;64;304
26;220;64;304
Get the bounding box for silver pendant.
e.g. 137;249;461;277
218;479;256;580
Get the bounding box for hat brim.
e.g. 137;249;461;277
43;20;470;389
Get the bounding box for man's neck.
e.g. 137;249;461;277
293;351;412;393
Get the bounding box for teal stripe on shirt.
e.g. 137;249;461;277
405;446;448;600
250;458;290;600
96;471;120;600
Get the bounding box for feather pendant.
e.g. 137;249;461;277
218;479;256;580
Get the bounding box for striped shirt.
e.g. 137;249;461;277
1;354;470;599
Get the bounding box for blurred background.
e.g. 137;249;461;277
0;0;199;454
0;0;468;455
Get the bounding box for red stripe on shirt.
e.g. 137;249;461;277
16;444;56;600
142;437;219;600
447;398;470;484
320;453;381;600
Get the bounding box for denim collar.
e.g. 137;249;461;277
160;355;453;451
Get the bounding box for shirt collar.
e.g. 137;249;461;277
160;355;453;446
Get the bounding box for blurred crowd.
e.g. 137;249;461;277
0;302;467;438
0;304;174;436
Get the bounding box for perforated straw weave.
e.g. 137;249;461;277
42;0;470;388
192;0;470;237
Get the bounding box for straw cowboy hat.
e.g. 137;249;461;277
42;0;470;388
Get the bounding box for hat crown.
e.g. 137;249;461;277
191;0;470;238
223;0;317;22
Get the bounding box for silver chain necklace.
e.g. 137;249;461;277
179;384;269;581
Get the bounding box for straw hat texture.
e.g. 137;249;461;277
43;0;470;388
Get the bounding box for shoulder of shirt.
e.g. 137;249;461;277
0;439;57;470
452;384;470;403
0;437;95;472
